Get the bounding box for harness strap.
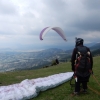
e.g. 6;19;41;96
70;76;75;90
88;85;100;96
92;74;100;86
88;74;100;95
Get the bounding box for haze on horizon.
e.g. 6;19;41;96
0;0;100;51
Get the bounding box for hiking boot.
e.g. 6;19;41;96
71;92;79;96
81;89;87;94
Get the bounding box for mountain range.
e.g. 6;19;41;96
0;42;99;72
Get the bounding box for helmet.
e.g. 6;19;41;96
76;38;84;46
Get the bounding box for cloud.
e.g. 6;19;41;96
0;0;17;15
71;1;100;31
83;0;100;10
79;31;100;42
0;0;100;50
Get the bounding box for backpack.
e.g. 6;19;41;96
74;46;91;77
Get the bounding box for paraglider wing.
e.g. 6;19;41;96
52;27;67;41
0;72;73;100
40;26;67;41
40;27;49;40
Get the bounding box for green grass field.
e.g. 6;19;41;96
0;56;100;100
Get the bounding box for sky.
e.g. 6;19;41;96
0;0;100;51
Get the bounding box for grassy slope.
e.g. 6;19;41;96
0;56;100;100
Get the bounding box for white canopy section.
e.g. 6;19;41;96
40;26;67;41
0;72;73;100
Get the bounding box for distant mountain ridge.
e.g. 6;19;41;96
0;42;99;72
90;43;100;51
0;42;99;52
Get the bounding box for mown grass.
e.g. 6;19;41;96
0;56;100;100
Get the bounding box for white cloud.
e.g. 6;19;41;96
0;0;100;50
78;31;100;43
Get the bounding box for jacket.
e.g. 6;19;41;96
71;45;93;72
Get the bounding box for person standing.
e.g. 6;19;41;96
71;38;93;95
56;58;59;64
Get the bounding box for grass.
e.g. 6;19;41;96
0;56;100;100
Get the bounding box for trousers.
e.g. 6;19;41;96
75;81;88;92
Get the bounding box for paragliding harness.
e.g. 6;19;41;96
74;46;91;78
70;46;92;89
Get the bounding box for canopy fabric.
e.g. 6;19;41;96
40;26;67;41
0;72;73;100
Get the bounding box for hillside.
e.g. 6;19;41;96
92;49;100;56
90;43;100;51
0;42;100;72
0;56;100;100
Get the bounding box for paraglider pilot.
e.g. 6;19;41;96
71;38;93;95
56;58;59;64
